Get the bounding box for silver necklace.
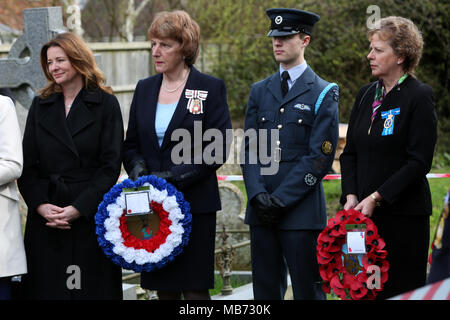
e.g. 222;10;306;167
161;71;189;93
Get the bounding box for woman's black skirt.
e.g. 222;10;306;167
141;212;217;291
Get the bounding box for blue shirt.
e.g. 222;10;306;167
279;61;308;90
155;102;178;146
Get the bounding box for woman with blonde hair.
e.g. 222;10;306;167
18;32;124;299
340;16;437;299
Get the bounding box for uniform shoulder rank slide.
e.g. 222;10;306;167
381;107;400;136
186;89;208;114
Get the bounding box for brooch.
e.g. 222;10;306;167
185;89;208;114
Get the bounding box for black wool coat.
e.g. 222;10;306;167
18;88;124;299
340;75;438;216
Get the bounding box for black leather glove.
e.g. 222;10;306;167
251;193;286;227
128;160;148;181
251;192;272;212
150;171;174;183
171;169;200;189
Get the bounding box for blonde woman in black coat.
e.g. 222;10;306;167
340;17;437;299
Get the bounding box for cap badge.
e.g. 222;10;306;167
275;15;283;24
186;89;208;114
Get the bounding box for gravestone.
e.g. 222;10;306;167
0;7;64;109
216;182;250;270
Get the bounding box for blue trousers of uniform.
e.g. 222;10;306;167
250;226;325;300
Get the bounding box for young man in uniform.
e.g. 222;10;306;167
242;8;339;300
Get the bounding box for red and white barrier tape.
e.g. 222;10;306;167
217;173;450;182
119;173;450;183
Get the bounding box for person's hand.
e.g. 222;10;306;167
45;205;81;229
251;193;286;227
128;160;148;181
344;194;359;210
252;192;272;212
151;171;174;183
354;193;381;218
37;203;70;229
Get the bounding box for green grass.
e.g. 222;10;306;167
209;273;249;296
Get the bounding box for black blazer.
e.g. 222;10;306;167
123;67;232;213
340;75;437;216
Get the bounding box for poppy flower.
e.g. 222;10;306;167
329;223;346;237
350;286;369;300
365;223;379;242
324;260;343;280
322;280;331;294
334;210;349;223
346;211;368;225
318;229;334;244
330;275;346;298
370;237;386;251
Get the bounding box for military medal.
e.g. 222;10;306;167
186;89;208;114
381;107;400;136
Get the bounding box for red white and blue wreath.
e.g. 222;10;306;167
95;175;192;273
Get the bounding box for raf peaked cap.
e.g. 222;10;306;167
266;8;320;37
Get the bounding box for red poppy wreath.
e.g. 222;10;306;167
317;209;389;300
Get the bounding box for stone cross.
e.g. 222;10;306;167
0;7;65;109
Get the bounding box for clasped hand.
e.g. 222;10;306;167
252;192;286;227
37;204;81;230
343;194;378;218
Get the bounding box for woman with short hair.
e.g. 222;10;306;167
123;10;231;300
340;16;437;299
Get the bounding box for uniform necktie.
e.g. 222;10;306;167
281;71;290;97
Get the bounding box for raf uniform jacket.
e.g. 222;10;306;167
122;67;232;214
340;75;437;216
18;88;124;299
242;66;339;230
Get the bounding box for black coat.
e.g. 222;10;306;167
18;88;124;299
340;75;437;215
123;67;232;214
